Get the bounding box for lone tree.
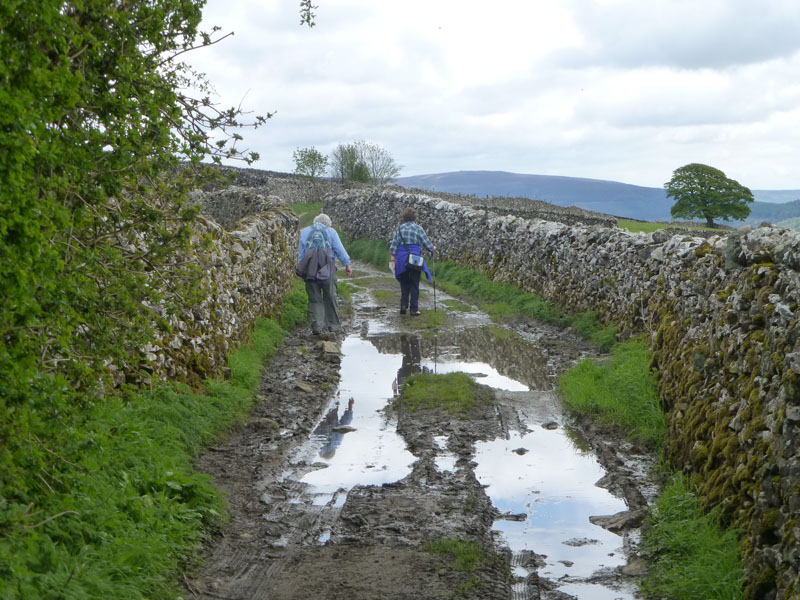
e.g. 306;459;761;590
665;163;753;227
329;141;401;184
293;146;329;180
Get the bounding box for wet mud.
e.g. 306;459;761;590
184;262;658;599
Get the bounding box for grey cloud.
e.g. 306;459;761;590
559;1;800;69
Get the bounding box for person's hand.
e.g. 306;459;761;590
345;265;352;276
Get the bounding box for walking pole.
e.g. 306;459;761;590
430;252;437;312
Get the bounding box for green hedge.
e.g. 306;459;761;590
0;283;308;600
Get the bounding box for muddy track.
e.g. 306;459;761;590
184;261;656;600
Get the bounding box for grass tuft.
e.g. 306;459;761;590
640;474;743;599
557;339;666;449
398;372;478;414
424;538;485;572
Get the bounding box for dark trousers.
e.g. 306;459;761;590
398;269;421;311
306;273;340;333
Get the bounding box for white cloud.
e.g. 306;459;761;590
185;0;800;189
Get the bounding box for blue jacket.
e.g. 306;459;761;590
395;243;432;282
298;225;351;266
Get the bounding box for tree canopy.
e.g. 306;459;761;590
293;146;329;179
665;163;753;227
1;0;264;565
329;141;401;184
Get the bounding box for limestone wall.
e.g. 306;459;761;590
206;165;618;228
139;191;297;386
324;187;800;600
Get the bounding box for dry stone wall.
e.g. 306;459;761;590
138;192;297;386
324;188;800;600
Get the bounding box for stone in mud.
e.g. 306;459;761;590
513;447;529;455
589;508;647;533
498;512;527;522
318;340;341;360
542;420;559;430
621;557;649;577
563;537;600;547
295;381;315;393
251;417;279;431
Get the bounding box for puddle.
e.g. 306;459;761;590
475;428;638;598
296;315;637;598
300;336;416;496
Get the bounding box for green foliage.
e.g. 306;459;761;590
640;474;744;599
293;147;328;180
0;303;300;600
299;0;318;27
431;262;563;323
329;140;401;184
558;339;666;449
1;0;267;525
398;372;479;414
665;163;753;227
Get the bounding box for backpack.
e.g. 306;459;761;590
295;223;333;282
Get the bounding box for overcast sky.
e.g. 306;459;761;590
186;0;800;189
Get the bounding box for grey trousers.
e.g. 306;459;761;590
306;273;341;333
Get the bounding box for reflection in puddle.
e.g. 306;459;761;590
301;336;416;496
475;429;637;598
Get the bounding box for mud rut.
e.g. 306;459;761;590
184;261;658;600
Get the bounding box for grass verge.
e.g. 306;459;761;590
558;339;743;599
557;338;666;450
639;474;743;599
0;282;308;600
347;237;616;350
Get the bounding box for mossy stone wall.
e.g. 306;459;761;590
324;188;800;600
141;191;297;386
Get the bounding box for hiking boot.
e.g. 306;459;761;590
399;308;407;315
410;310;421;316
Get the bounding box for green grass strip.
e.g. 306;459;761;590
347;237;616;350
640;474;743;599
618;219;729;233
398;372;478;415
557;339;666;449
0;282;308;600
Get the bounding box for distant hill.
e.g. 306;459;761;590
777;217;800;232
394;170;800;225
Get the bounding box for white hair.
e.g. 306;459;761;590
313;213;332;227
